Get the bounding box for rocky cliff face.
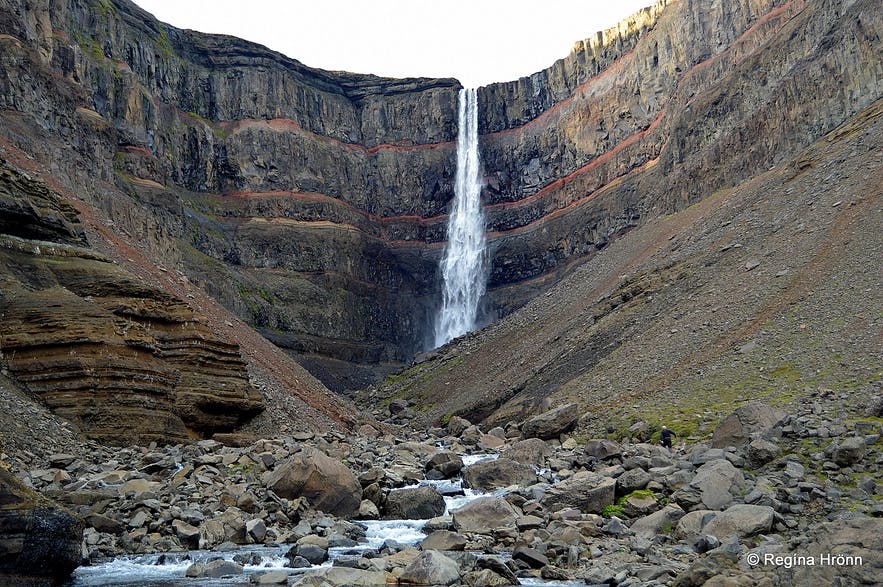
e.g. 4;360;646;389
0;160;264;442
0;0;879;391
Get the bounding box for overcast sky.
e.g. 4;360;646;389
133;1;653;87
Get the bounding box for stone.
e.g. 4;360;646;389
246;518;267;543
522;403;579;439
777;517;883;586
447;416;472;437
701;504;774;539
541;471;616;514
620;492;658;517
399;550;460;586
832;436;867;466
357;499;380;520
476;557;519;584
712;402;786;448
383;485;446;520
616;467;651;495
0;468;83;584
262;448;362;517
289;544;327;566
675;510;717;539
293;567;393;586
452;496;519;534
746;438;781;468
426;452;464;477
462;457;537;491
502;438;553;466
252;571;290;584
629;504;686;539
185;559;244;578
513;545;549;568
420;530;468;551
584;439;623;460
689;459;745;510
172;519;200;548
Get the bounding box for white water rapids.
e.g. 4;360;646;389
66;452;580;586
434;87;488;348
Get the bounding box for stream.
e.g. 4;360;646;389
65;453;581;587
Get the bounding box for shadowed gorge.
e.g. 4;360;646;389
2;0;879;393
0;0;881;585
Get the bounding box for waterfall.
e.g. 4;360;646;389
434;88;487;348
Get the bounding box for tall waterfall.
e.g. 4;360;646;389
434;88;487;348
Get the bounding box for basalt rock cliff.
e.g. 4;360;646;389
0;0;880;397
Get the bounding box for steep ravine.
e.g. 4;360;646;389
0;0;880;395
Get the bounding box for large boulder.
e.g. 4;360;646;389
683;459;745;510
629;504;686;539
462;457;537;491
452;497;519;534
541;471;616;514
420;530;468;551
711;402;786;448
522;403;579;440
584;439;623;460
776;517;883;586
831;436;867;467
293;567;393;586
0;468;83;585
383;485;446;520
262;448;362;517
701;504;774;539
426;452;464;478
399;550;460;586
502;438;553;467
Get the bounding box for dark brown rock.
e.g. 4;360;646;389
0;467;83;585
263;448;362;517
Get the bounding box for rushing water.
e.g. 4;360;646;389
66;452;573;586
434;87;488;348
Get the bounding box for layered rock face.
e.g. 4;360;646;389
0;0;880;390
0;161;263;442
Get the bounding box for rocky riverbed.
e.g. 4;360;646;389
3;387;881;586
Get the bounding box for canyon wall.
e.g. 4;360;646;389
0;0;880;391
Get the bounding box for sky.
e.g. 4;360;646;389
132;0;654;88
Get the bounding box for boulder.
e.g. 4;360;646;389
383;485;446;520
502;438;553;466
689;459;744;510
778;517;883;586
522;403;579;439
185;559;243;578
674;510;717;540
447;416;472;437
584;439;623;460
711;402;786;448
262;448;362;517
832;436;867;466
629;504;686;538
513;545;549;568
462;457;537;491
0;468;83;584
399;550;460;586
616;467;651;495
172;519;200;548
426;452;464;478
420;530;467;551
253;571;290;584
452;497;519;534
541;471;616;514
293;567;393;586
701;504;774;539
746;438;781;468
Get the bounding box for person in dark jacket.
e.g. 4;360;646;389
660;425;675;451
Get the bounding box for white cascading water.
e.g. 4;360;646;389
434;87;487;348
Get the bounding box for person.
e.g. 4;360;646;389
660;425;675;451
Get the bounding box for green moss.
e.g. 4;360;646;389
93;0;117;18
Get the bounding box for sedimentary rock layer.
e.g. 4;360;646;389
0;161;263;442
